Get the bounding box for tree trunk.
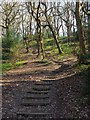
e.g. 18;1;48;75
40;37;45;59
66;2;71;43
66;23;71;43
61;19;65;36
88;15;90;52
43;3;62;54
87;2;90;52
36;2;41;57
36;25;40;57
30;15;32;34
75;2;86;55
49;22;62;54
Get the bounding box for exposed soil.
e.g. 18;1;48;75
1;54;90;119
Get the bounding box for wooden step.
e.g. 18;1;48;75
27;90;49;94
35;82;52;86
32;86;51;91
17;105;53;113
21;99;51;106
22;94;50;99
17;112;53;118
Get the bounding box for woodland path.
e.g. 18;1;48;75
1;54;90;119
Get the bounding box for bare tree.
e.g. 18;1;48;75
1;2;19;37
1;1;20;54
26;2;45;58
41;2;62;54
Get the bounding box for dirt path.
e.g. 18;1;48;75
2;54;77;83
1;55;90;119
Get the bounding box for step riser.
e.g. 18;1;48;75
17;114;53;118
35;83;52;86
27;91;49;94
33;88;51;91
22;97;49;99
21;103;50;106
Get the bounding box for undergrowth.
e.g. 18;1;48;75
74;62;90;105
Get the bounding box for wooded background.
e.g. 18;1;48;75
0;1;90;63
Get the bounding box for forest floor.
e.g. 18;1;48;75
1;52;90;119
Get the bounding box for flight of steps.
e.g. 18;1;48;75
17;81;55;119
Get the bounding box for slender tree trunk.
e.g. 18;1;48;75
36;25;40;57
56;2;61;37
61;19;65;36
87;2;90;52
66;3;71;43
72;2;76;34
88;15;90;52
43;3;62;54
49;24;62;54
75;2;86;55
40;37;45;59
36;2;41;57
66;23;71;43
21;9;25;45
30;15;32;34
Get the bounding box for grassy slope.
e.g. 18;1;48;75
2;38;79;71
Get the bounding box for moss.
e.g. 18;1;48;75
15;61;27;66
2;60;27;72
